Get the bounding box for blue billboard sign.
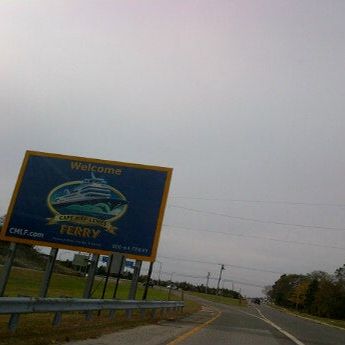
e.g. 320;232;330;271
0;151;172;261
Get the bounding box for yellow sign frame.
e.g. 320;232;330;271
0;151;172;262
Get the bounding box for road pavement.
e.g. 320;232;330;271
67;297;345;345
255;303;345;345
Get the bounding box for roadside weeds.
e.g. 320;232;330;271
0;300;201;345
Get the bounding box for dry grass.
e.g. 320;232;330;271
189;291;248;307
0;268;200;345
270;304;345;330
0;301;200;345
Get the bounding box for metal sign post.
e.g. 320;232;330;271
128;260;142;300
0;242;17;297
83;254;99;298
39;247;58;297
100;254;113;300
112;256;125;299
97;254;113;316
142;261;154;300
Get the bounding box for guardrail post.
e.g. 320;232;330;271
109;310;116;320
160;307;164;318
150;308;156;319
8;313;20;333
52;312;62;326
126;309;132;320
139;309;146;319
85;310;93;321
0;242;17;297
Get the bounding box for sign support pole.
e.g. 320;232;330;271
0;242;17;297
112;256;125;299
142;261;154;300
100;254;113;300
83;254;99;298
128;260;142;300
97;254;114;315
40;247;58;297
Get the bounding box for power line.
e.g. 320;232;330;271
169;204;345;232
170;196;345;208
163;224;345;251
223;279;265;289
158;255;283;275
157;271;265;288
160;271;206;280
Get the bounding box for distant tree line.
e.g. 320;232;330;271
95;266;242;299
138;276;243;299
266;264;345;319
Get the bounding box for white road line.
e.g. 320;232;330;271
254;307;306;345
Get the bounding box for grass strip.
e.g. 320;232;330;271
189;291;247;307
268;304;345;330
0;267;201;345
0;304;198;345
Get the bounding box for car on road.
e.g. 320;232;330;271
253;298;261;305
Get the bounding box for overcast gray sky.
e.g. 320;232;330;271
1;0;345;296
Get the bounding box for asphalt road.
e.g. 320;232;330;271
68;298;345;345
169;302;292;345
172;299;345;345
256;303;345;345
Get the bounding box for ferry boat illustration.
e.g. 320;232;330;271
51;174;128;217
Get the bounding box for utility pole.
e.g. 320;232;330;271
167;272;175;301
169;271;174;282
205;272;210;294
216;264;225;295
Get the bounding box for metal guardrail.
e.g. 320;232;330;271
0;297;184;332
